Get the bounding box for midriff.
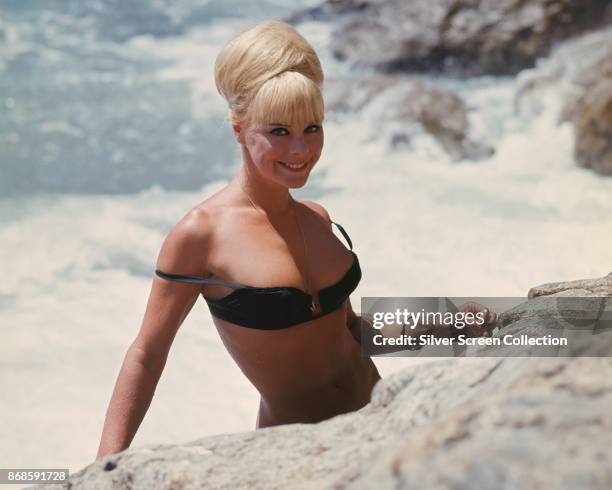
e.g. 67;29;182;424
210;302;381;428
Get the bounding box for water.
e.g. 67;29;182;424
1;1;611;480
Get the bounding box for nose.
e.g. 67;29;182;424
288;135;308;156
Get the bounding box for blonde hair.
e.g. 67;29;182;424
214;20;324;129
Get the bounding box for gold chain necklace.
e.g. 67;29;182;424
237;181;320;315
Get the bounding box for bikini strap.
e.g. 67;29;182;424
331;221;353;251
155;269;245;290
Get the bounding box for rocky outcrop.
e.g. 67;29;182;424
37;271;612;489
325;75;397;115
529;271;612;298
326;76;494;160
562;43;612;176
290;0;612;76
515;26;612;176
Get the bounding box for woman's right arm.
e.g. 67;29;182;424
96;209;211;460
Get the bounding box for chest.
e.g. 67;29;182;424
204;211;355;301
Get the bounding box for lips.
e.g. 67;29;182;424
277;160;308;171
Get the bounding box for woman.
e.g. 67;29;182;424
95;21;375;460
96;20;494;460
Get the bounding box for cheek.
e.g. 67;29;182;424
246;136;276;158
310;133;324;154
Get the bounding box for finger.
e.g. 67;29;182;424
487;310;497;324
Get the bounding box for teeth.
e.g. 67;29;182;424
279;161;306;169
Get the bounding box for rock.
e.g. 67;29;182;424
563;43;612;176
306;0;612;76
324;75;397;114
407;88;494;161
515;26;612;176
528;270;612;299
352;78;494;160
477;271;612;359
32;271;612;489
572;80;612;176
389;131;411;150
286;0;381;23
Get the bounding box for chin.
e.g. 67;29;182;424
288;180;308;189
273;169;313;190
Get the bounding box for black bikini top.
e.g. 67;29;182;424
155;221;361;330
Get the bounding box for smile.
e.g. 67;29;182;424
277;160;308;170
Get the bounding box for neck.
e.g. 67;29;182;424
235;164;294;214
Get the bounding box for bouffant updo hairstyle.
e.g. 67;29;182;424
214;20;325;130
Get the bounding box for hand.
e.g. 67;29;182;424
454;302;497;337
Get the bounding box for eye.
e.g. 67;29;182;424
270;127;289;136
306;124;322;133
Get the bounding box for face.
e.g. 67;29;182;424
234;119;324;189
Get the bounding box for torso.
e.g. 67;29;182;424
191;183;380;427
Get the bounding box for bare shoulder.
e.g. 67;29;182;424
300;199;332;228
156;206;214;277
